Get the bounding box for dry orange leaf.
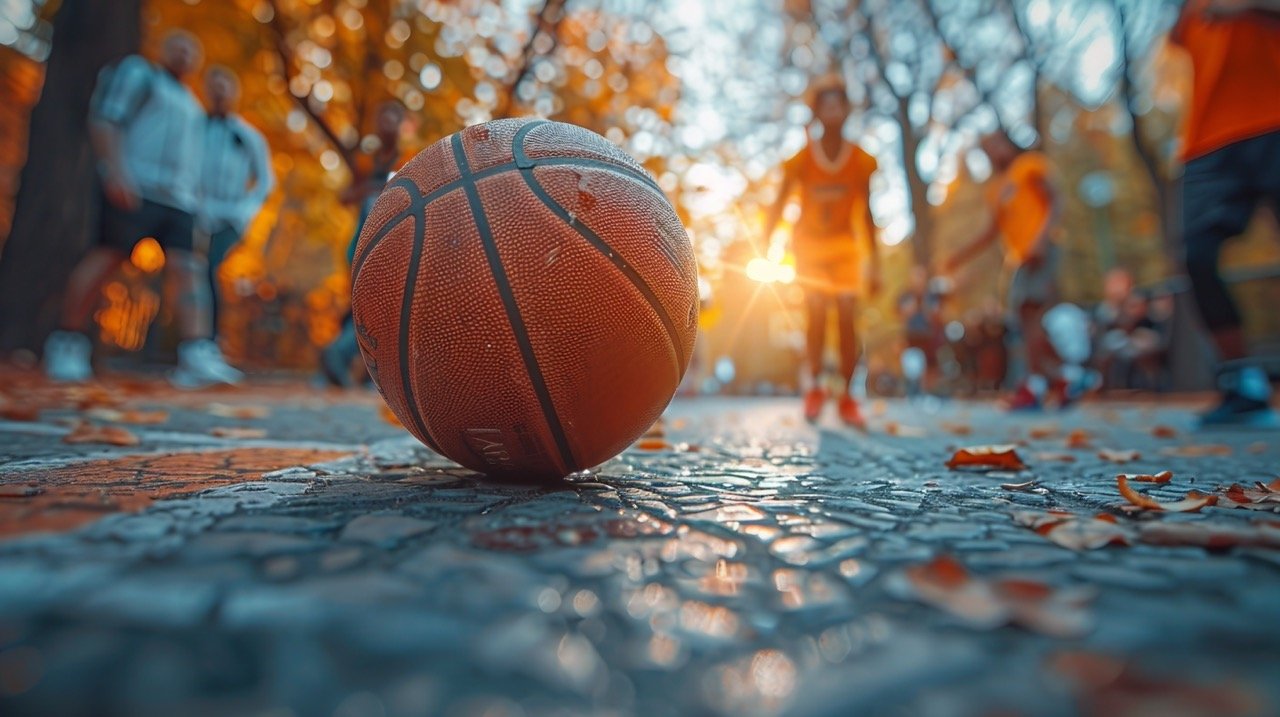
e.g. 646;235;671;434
62;422;140;447
1218;480;1280;511
1097;448;1140;464
941;422;973;436
1014;510;1130;551
206;403;271;420
884;421;927;437
1159;444;1232;458
1137;520;1280;550
634;437;671;451
1065;429;1091;449
1116;474;1215;512
1028;425;1059;440
209;427;268;439
1123;470;1173;484
86;408;169;425
946;444;1028;471
1150;425;1178;439
379;404;402;427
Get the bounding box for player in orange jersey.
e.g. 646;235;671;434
945;130;1065;410
763;75;881;427
1172;0;1280;428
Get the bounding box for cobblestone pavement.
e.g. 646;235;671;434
0;374;1278;717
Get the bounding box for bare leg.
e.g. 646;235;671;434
1020;302;1060;381
804;291;829;382
1210;327;1248;362
834;293;859;391
165;249;212;340
60;247;126;332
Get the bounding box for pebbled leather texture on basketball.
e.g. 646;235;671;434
350;118;699;481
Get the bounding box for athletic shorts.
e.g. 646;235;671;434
1008;242;1060;311
100;197;196;253
795;239;863;295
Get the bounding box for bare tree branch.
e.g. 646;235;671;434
496;0;568;119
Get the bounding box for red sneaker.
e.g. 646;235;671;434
1004;381;1042;411
803;388;826;422
837;395;866;429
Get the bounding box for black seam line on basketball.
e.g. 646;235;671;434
393;207;446;457
450;133;580;475
510;121;688;283
512;120;664;195
516;168;688;371
351;158;664;286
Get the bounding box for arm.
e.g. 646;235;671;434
238;129;276;229
862;191;882;296
760;172;795;248
1025;174;1061;264
90;57;149;210
945;221;1000;274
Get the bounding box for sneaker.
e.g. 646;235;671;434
1004;381;1042;411
837;395;866;430
43;330;93;382
803;387;826;423
1197;364;1277;430
171;339;244;389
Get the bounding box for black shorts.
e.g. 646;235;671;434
1183;130;1280;249
99;197;196;253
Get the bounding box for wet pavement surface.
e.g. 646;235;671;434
0;373;1278;716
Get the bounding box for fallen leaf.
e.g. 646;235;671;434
0;402;40;422
884;421;927;437
1028;425;1059;440
209;427;268;439
1097;448;1140;464
1001;480;1039;491
1122;470;1173;484
1116;474;1215;513
634;437;671;451
86;408;168;425
1136;520;1280;549
946;444;1028;471
1218;480;1280;511
894;555;1094;636
206;403;271;420
1159;444;1232;458
379;404;402;427
62;422;140;447
1014;510;1130;551
1033;451;1077;463
941;421;972;436
1065;429;1091;449
1150;425;1178;439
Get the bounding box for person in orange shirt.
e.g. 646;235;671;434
762;75;881;427
1172;0;1280;428
945;130;1064;410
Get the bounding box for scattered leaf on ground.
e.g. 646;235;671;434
1033;451;1077;463
894;555;1094;637
634;438;671;451
1014;510;1130;550
941;422;972;436
1150;425;1178;439
206;403;271;420
86;408;169;425
209;427;268;439
1136;520;1280;550
1065;430;1091;449
0;402;40;421
1097;448;1141;464
884;421;927;437
1028;425;1059;440
1116;474;1215;513
1001;480;1039;491
1122;470;1173;484
1218;480;1280;511
379;404;402;427
62;422;140;447
1159;444;1232;458
946;444;1028;471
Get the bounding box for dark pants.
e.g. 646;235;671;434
100;198;195;252
1183;130;1280;332
206;225;240;340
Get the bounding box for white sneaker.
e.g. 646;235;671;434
43;330;93;382
171;339;244;388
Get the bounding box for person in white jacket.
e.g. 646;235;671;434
197;65;274;341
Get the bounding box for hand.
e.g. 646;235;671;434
102;169;140;211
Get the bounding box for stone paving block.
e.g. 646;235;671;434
338;513;438;547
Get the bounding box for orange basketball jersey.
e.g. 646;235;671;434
987;151;1054;266
782;139;877;246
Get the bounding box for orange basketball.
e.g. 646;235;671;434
350;119;698;481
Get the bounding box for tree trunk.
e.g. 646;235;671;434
0;0;141;352
896;103;932;267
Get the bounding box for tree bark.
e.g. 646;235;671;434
0;0;141;352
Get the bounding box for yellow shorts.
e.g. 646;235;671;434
795;239;863;295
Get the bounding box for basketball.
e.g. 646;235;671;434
350;118;699;481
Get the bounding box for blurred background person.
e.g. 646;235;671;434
198;65;273;344
1172;0;1280;427
897;264;944;397
319;100;411;387
42;30;241;388
761;75;881;427
944;130;1065;410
